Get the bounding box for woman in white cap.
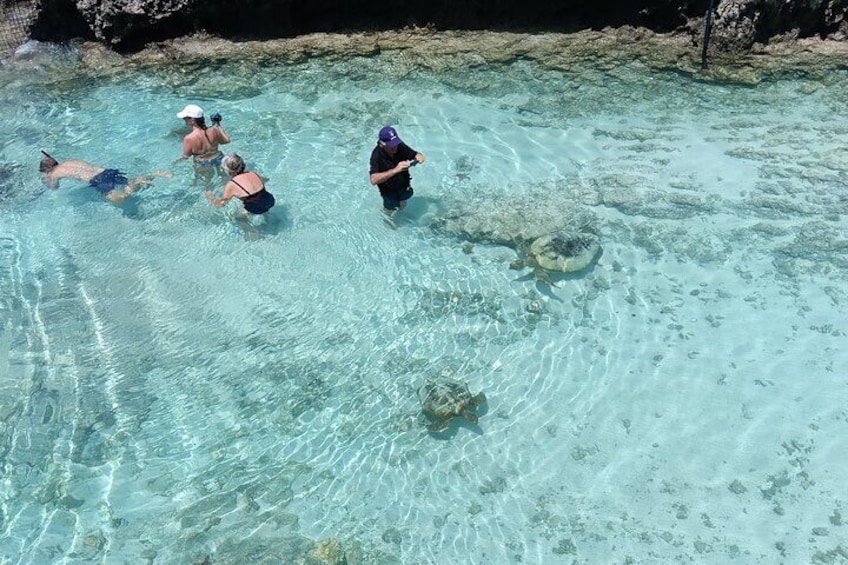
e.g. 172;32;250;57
176;104;231;187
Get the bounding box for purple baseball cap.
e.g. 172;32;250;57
379;126;402;148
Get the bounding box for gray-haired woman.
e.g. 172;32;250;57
204;154;275;215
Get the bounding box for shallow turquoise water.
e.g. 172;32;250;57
1;45;847;564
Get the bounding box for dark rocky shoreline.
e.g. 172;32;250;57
24;0;848;52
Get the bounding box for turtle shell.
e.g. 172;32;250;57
528;231;600;273
418;378;477;419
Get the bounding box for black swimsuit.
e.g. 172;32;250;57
89;169;128;194
231;173;275;215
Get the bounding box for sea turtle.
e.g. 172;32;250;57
417;378;487;432
509;230;601;285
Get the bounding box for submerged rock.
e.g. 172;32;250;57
304;538;349;565
431;187;598;247
431;188;602;282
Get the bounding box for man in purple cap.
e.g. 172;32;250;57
369;126;425;215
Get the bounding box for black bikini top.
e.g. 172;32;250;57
230;173;267;201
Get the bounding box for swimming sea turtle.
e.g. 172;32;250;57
509;230;601;285
417;378;487;432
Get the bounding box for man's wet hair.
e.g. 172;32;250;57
39;155;58;172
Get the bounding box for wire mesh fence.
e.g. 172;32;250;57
0;0;36;54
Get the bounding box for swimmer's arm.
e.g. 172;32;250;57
214;125;231;145
205;182;235;207
205;191;232;207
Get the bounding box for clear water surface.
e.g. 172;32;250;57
0;45;846;564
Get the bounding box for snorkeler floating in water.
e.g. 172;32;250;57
38;150;171;204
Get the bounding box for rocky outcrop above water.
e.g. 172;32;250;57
26;0;848;51
6;27;841;88
77;27;708;73
1;2;844;105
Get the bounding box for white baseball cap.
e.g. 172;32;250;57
176;104;204;119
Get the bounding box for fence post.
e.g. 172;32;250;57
700;0;716;74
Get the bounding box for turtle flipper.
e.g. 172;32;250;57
473;392;487;407
533;268;557;287
463;411;479;425
427;417;452;432
512;272;537;283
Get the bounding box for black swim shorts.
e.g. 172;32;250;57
89;169;128;194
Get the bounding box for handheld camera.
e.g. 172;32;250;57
210;112;222;125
